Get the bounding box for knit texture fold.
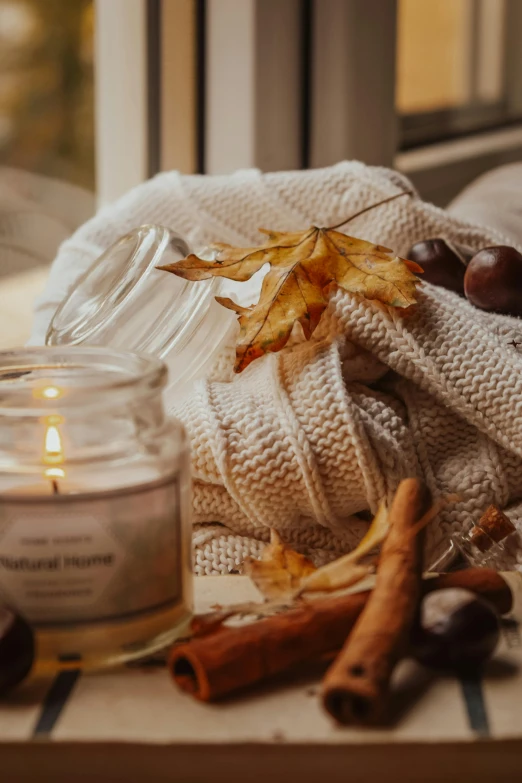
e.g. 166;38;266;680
31;162;522;573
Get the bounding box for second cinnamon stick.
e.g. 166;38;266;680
322;478;429;725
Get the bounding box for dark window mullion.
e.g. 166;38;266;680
196;0;206;174
146;0;162;178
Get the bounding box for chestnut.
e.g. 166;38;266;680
406;239;468;295
411;588;500;672
0;606;34;696
464;246;522;316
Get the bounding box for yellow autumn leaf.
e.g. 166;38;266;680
158;193;422;372
299;501;389;594
243;529;317;600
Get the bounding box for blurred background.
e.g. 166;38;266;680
0;0;94;189
0;0;521;345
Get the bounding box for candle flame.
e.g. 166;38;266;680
45;424;61;454
41;407;66;490
43;415;65;468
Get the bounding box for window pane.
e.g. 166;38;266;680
396;0;474;114
476;0;506;103
0;0;95;189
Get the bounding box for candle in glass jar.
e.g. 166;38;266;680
0;348;192;673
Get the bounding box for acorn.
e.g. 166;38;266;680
406;239;469;295
0;606;34;696
411;588;500;672
464;246;522;316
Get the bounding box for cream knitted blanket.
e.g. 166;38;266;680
30;162;522;574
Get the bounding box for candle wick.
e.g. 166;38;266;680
51;479;60;495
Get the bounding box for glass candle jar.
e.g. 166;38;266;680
45;225;238;406
0;347;192;673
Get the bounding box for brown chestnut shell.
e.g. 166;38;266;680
411;588;500;672
406;239;466;295
464;246;522;316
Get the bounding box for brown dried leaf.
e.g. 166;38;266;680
158;195;422;372
243;529;317;600
299;501;389;594
299;562;374;596
187;504;391;637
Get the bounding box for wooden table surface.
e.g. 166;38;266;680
1;575;522;783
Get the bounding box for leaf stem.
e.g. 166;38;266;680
326;191;413;231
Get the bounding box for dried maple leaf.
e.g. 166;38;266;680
299;501;389;594
158;192;423;372
243;529;317;600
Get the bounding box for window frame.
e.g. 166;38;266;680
94;0;150;206
400;103;522;151
94;0;522;207
397;0;522;152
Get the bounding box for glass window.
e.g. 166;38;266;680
397;0;477;115
396;0;520;148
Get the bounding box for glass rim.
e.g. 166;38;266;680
0;346;167;415
46;225;171;347
45;224;219;361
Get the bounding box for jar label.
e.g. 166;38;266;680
0;476;183;627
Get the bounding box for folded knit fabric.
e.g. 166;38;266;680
30;162;522;574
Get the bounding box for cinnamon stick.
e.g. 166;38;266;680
169;567;511;702
322;478;429;725
423;568;512;614
170;590;370;702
